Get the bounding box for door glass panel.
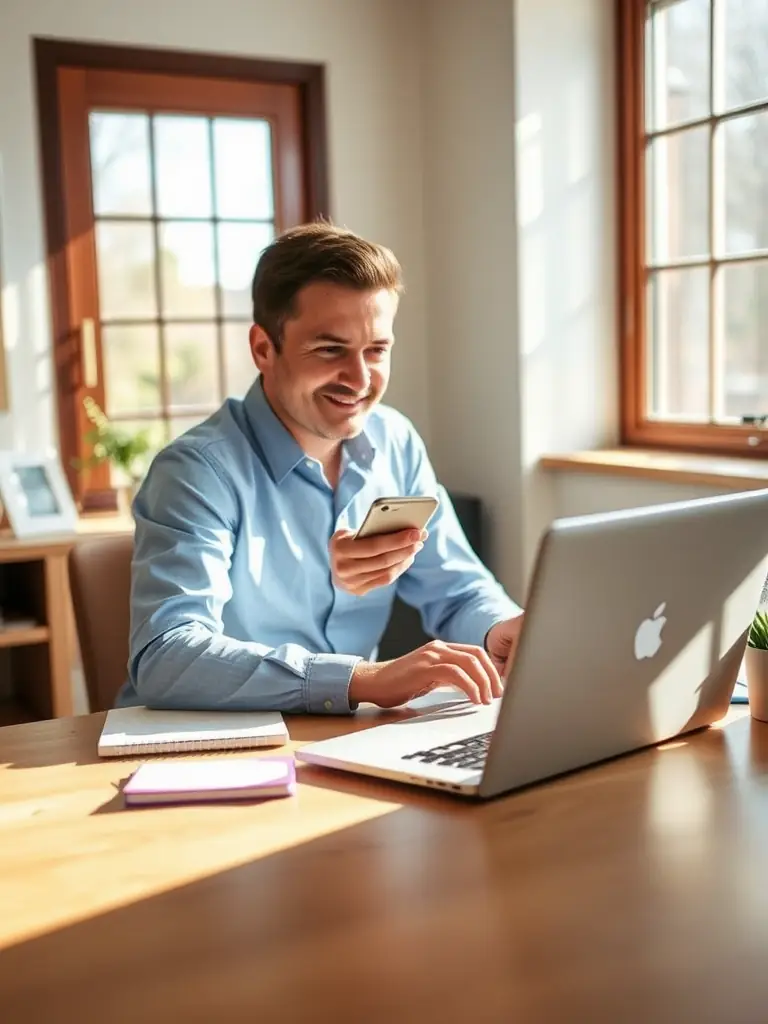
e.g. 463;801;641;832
218;222;274;317
95;222;157;320
213;118;274;219
154;115;213;219
222;322;257;397
159;222;216;318
90;112;153;216
165;323;220;409
101;324;162;416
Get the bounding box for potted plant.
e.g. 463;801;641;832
745;610;768;723
77;398;154;515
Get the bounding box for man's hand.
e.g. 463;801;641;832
484;613;525;678
349;640;503;708
330;528;428;596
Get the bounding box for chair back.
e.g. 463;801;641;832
69;534;133;712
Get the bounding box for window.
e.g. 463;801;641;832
35;40;328;510
619;0;768;457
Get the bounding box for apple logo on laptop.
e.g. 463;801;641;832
634;602;667;661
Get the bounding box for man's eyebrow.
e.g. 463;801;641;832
312;333;394;345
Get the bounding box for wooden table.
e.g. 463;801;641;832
0;706;766;1024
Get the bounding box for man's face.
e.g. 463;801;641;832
250;282;397;454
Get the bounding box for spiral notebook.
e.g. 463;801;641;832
98;706;289;757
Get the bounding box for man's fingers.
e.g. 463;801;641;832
334;528;425;557
431;665;483;704
437;642;502;699
336;543;422;576
337;558;416;594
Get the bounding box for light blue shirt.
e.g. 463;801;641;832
117;380;520;714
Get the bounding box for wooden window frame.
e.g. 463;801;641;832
617;0;768;459
34;38;330;509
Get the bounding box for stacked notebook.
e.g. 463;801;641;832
123;757;296;806
98;706;289;758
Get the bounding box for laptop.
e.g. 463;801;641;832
297;488;768;799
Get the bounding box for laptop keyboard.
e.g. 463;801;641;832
401;732;493;770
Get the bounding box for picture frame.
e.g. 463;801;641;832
0;450;78;537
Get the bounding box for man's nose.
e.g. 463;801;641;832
340;355;370;392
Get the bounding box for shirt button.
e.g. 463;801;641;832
305;460;314;469
324;699;333;711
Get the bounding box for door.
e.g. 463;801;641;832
37;44;325;510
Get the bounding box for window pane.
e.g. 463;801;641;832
169;415;209;441
154;116;212;219
101;417;165;486
724;109;768;254
95;222;157;320
724;0;768;110
165;323;220;410
647;127;710;261
213;119;273;219
222;322;257;398
89;112;152;217
159;222;216;318
647;267;710;420
101;325;162;416
218;222;274;317
722;261;768;419
648;0;711;131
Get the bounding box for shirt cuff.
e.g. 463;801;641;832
452;599;523;649
304;654;362;714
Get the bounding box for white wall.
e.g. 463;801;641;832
0;0;430;452
514;0;620;584
421;0;525;600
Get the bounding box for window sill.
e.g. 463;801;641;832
540;449;768;491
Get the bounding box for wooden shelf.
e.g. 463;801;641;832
0;625;50;649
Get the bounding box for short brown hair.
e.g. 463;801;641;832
251;221;403;348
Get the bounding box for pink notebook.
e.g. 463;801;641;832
123;756;296;806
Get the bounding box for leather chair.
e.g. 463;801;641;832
68;534;133;712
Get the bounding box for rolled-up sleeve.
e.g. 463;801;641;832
129;444;359;714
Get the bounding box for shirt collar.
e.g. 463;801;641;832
243;378;377;484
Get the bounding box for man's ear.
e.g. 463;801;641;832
249;324;277;372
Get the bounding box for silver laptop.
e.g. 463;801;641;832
297;488;768;799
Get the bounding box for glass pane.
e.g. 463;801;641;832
89;112;152;217
648;0;711;131
724;0;768;109
222;322;257;398
165;323;220;409
647;267;710;419
95;222;157;320
159;222;216;318
724;110;768;254
218;222;274;317
213;119;273;219
722;261;768;419
101;325;162;416
169;415;208;441
154;116;212;219
647;127;710;261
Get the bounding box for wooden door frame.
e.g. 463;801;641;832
34;37;330;508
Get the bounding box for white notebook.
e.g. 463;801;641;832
98;706;289;758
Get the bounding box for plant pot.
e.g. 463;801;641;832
744;646;768;723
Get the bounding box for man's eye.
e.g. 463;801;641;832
369;346;390;359
318;346;343;357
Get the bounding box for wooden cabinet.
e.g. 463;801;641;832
0;516;132;724
0;534;75;724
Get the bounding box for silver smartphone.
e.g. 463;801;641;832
355;495;440;539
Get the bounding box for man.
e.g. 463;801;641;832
117;222;524;713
